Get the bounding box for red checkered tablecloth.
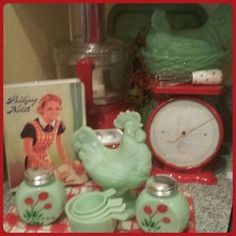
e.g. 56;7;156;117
3;180;196;233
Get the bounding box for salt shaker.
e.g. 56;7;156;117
15;168;66;225
135;174;190;232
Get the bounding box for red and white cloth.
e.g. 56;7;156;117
4;181;196;233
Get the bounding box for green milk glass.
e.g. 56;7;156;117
15;168;66;225
135;174;190;232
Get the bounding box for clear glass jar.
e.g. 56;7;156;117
53;37;133;106
53;4;133;106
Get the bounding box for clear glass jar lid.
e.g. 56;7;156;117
147;174;178;197
24;168;55;186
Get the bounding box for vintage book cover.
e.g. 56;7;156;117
4;78;88;192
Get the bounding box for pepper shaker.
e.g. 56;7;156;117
15;168;66;225
135;174;190;232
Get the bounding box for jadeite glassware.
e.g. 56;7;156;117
73;111;152;218
65;189;128;232
15;168;66;225
135;175;190;232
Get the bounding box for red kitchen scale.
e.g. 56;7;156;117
145;82;224;184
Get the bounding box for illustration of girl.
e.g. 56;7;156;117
20;94;84;176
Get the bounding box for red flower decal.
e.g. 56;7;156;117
44;203;52;209
38;192;49;201
24;197;34;205
162;217;171;224
157;204;168;213
143;206;153;215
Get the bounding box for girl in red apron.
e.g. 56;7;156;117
21;94;83;175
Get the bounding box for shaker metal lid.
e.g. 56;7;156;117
24;168;55;186
147;174;178;197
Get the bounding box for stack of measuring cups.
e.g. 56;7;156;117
65;188;128;232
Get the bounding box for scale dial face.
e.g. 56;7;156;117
146;98;223;169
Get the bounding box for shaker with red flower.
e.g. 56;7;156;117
15;168;66;225
135;174;190;232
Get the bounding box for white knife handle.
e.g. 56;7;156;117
192;69;223;85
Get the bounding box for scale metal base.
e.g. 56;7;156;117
151;164;217;185
147;83;223;185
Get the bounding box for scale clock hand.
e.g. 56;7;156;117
167;117;215;143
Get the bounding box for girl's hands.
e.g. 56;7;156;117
54;159;85;184
62;159;84;175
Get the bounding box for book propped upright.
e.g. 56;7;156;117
4;78;88;192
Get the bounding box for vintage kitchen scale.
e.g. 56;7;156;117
145;83;224;184
105;3;228;185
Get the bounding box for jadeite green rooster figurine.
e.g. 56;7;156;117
73;110;152;218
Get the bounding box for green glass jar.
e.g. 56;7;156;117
15;168;66;225
135;174;190;232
